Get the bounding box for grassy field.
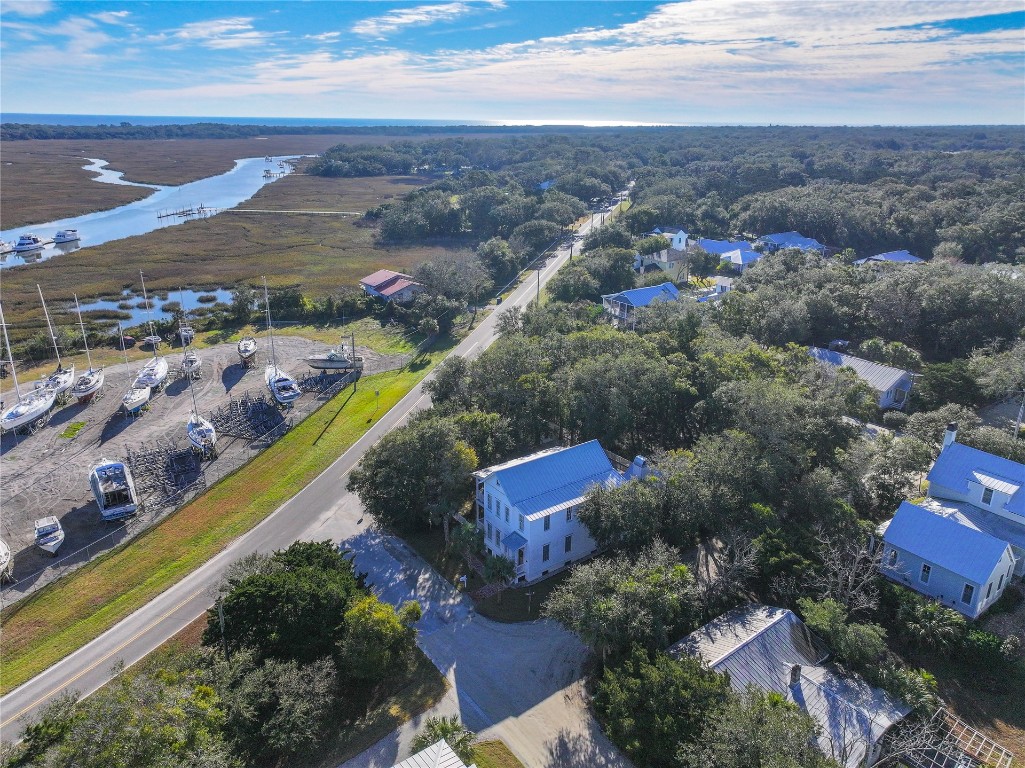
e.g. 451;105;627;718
0;338;453;694
472;740;526;768
1;172;478;344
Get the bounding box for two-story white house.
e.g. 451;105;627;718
473;441;645;583
601;282;679;327
877;424;1024;618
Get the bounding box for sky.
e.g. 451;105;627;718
1;0;1023;125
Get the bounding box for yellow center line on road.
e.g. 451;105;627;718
1;585;207;729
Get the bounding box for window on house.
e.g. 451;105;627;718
504;506;509;523
542;544;550;562
544;515;551;531
961;583;975;605
920;564;931;584
986;582;993;599
982;487;994;505
566;507;573;522
998;574;1004;590
487;493;492;510
887;549;898;567
487;522;492;539
565;535;573;553
518;514;524;532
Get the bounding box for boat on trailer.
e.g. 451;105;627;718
122;385;150;414
304;336;364;371
37;285;75;397
34;516;65;555
1;303;55;432
71;294;104;403
132;272;168;390
262;278;301;406
90;458;139;520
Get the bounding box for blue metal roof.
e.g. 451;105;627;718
722;248;762;266
502;531;528;550
478;440;623;519
927;442;1025;517
696;238;755;255
884;501;1010;584
758;231;825;251
853;250;923;265
602;282;679;308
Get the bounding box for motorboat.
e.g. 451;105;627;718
265;365;301;405
53;229;80;244
71;294;104;403
13;234;50;252
304;338;364;371
237;336;257;361
133;356;168;389
90;458;139;520
186;412;217;455
34;516;65;555
122;385;150;414
0;240;14;255
0;538;12;582
1;303;56;432
262;277;301;406
183;349;202;377
143;335;162;349
37;285;75;397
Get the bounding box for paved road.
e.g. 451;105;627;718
1;210;630;766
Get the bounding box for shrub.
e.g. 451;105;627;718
882;411;908;431
960;629;1006;669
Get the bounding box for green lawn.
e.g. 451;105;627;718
0;338;454;694
472;740;526;768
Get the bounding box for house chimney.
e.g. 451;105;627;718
942;422;958;450
790;664;802;687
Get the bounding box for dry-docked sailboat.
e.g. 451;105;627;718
262;278;301;406
0;538;12;582
33;516;65;555
37;285;75;397
1;302;56;432
71;294;104;403
119;323;151;415
132;272;168;390
178;289;202;378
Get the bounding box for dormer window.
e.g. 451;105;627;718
982;487;994;505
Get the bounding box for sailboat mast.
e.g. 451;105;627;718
37;285;63;369
118;323;130;373
181;288;201;414
263;276;277;368
74;295;94;370
0;302;22;399
139;270;157;357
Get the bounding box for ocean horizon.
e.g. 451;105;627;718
0;113;498;127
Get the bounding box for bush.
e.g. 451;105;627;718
882;411;908;431
988;583;1023;615
960;628;1007;669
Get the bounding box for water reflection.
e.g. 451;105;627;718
77;287;236;327
0;155;298;269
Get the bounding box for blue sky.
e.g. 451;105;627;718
1;1;1022;124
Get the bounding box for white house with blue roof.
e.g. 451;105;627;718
720;247;763;272
472;441;644;583
691;237;756;256
670;604;909;768
601;282;680;325
756;231;827;255
647;226;689;251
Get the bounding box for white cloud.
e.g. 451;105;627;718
91;10;132;26
352;0;504;39
0;0;53;17
152;16;276;50
304;31;342;42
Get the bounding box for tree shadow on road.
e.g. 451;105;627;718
543;728;628;768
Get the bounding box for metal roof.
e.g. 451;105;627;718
883;501;1011;585
853;250;923;265
360;269;411;289
602;282;679;308
391;739;474;768
758;231;825;251
670;604;909;768
722;248;762;266
927;441;1025;517
379;278;422;297
919;497;1025;555
695;238;755;255
808;347;912;394
502;531;528;550
473;440;623;519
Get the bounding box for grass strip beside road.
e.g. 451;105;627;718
0;342;451;694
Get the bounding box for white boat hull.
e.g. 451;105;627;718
134;356;168;389
54;230;80;243
44;365;76;396
303;352;364;371
238;337;257;359
187;413;217;453
265;365;301;405
34;517;64;555
122;386;151;413
90;459;139;520
1;388;56;432
73;368;105;402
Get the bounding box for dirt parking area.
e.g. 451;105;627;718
0;334;405;596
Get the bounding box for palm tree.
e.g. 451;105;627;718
410;715;475;763
899;600;965;654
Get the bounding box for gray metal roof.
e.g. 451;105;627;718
391;740;474;768
884;501;1011;584
808;347;912;394
669;604;909;768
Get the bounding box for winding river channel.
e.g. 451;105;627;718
0;155;298;269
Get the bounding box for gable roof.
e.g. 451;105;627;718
758;231;825;251
392;739;474;768
669;604;909;768
883;501;1011;584
927;441;1025;516
379;277;421;297
602;282;680;308
722;248;762;266
853;249;924;265
808;347;912;393
652;226;686;236
695;238;755;255
474;440;623;519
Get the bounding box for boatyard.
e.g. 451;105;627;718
0;332;408;603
